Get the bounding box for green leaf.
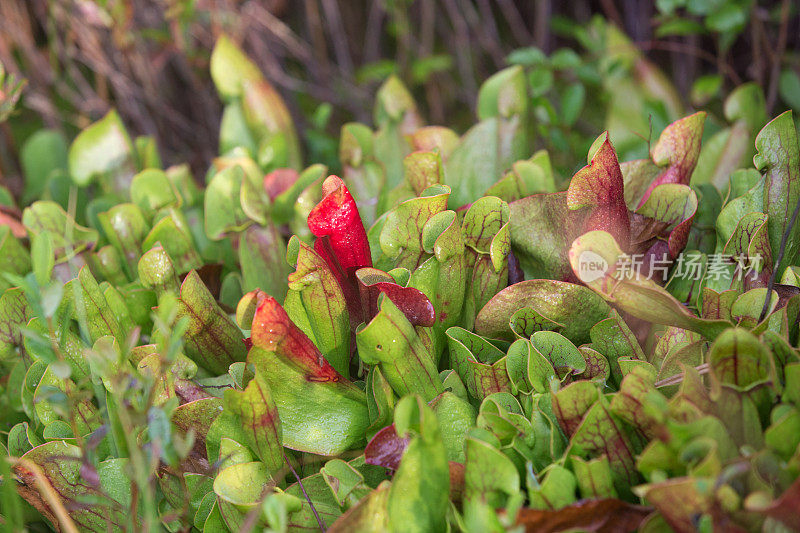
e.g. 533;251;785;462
445;67;527;208
645;111;707;196
69;266;126;344
705;3;747;33
656;16;705;37
328;482;391;532
715;170;765;246
174;270;247;374
572;455;617;499
708;328;774;392
690;74;722;106
171;397;224;464
569;231;730;339
130;169;180;213
765;407;800;460
477;65;527;120
0;289;28;360
0;227;31;293
358;296;444;401
99;203;149;279
137;245;180;295
722;212;772;283
464;434;520;508
341;123;385;226
487;151;555;202
22;201;99;258
242;78;302;170
240;224;290;301
590;310;644;381
374;75;419;126
379;184;450;270
430;391;476;463
693;84;767;187
16;441;128;531
210;35;264;102
567;395;639;497
560;83;586;126
409;209;467;355
142;209;203;274
577;346;611;383
249;345;369;455
26;317;88;379
68;110;135;190
724;82;768;131
34;366;99;437
365;367;397;440
282;474;342;529
20;129;68;203
610;366;665;439
509;192;581;280
213;461;270;528
271;164;326;226
531;330;586;379
284;236;349;376
508;307;564;340
691;126;750;189
134;135;161;170
477;393;533;452
395;151;439;210
7;421;40;457
220;101;258;156
409;126;460;159
204;407;247;465
411;54;453;84
505;338;556;394
527;464;577;510
528;67;554;97
249;296;369;454
166;163;203;207
506;47;547;67
387;395;450;533
461;196;511;329
475;279;610;344
754;111;800;278
552;381;600;436
446;327;511;401
445;121;525;209
224;369;283;472
779;69;800;111
204;165;251;240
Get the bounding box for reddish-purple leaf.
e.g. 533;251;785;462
263;168;300;200
372;282;435;326
507;251;524;284
365;424;409;471
357;267;436;327
514;498;651;533
567;136;630;248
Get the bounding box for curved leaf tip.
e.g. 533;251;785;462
250;291;343;383
307;175;372;272
567;136;630;247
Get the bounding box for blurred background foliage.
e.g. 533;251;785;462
0;0;799;192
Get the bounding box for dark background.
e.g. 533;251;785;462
1;0;797;177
